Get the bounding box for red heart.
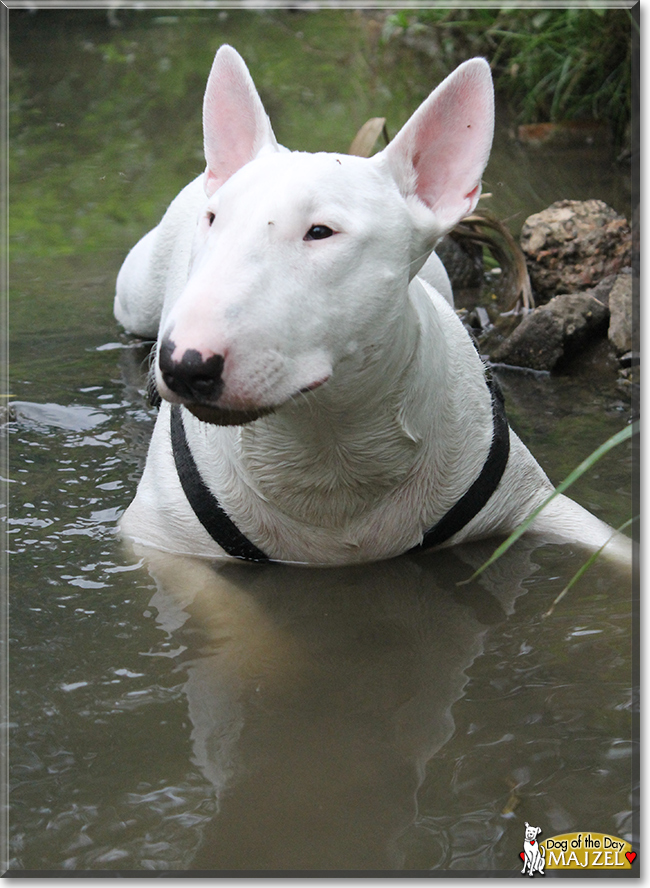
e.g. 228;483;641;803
520;852;525;861
626;851;636;864
530;840;536;845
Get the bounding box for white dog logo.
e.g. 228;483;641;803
521;822;545;876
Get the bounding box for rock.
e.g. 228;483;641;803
607;272;634;354
490;292;609;371
491;309;564;371
618;351;639;368
520;199;632;302
474;306;491;330
618;360;639;397
588;272;622;309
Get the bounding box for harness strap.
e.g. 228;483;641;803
170;374;510;562
170;404;270;562
408;374;510;552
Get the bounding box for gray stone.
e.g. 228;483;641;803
520;199;632;302
491;309;564;371
607;272;634;354
491;292;609;371
589;273;621;309
618;351;639;368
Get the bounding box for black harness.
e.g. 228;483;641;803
170;374;510;563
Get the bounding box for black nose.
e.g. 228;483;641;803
158;339;225;402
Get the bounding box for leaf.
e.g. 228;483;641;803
348;118;388;157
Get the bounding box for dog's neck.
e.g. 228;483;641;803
232;279;492;530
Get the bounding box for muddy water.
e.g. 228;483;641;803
7;9;636;874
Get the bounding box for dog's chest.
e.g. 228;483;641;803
238;410;423;528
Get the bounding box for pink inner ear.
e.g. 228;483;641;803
202;47;276;194
387;59;494;228
204;78;259;189
413;66;493;217
464;183;481;205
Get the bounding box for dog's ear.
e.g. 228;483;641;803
202;45;279;197
381;58;494;231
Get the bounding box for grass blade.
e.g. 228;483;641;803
541;516;636;618
458;421;638;586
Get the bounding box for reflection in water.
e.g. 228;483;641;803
136;543;535;870
7;379;634;871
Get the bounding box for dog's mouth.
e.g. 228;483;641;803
184;402;277;426
146;365;271;425
147;361;329;426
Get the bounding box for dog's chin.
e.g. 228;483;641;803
184;402;276;426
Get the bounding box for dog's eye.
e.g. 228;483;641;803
207;212;215;226
304;225;334;241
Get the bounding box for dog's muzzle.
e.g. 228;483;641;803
156;338;274;426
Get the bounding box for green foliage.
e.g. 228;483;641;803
9;7;632;265
384;7;632;145
9;9;433;262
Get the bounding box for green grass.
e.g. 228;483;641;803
384;7;633;147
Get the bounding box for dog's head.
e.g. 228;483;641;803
524;823;542;842
155;46;494;426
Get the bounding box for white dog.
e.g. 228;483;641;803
521;822;545;876
114;46;629;566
